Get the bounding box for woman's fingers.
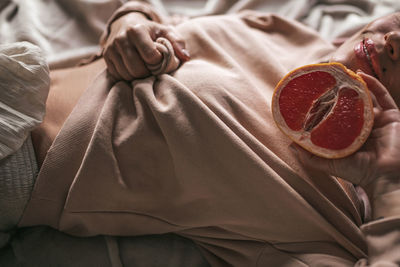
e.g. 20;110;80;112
357;71;400;129
290;143;368;185
292;72;400;188
115;34;149;78
127;24;162;65
103;13;189;80
373;109;400;128
104;45;132;81
103;50;120;80
358;72;399;110
160;26;190;62
290;144;337;174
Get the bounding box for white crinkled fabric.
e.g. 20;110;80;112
0;41;49;245
0;41;50;159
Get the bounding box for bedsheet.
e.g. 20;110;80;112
1;0;399;69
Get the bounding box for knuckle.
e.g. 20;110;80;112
129;23;146;35
157;25;169;35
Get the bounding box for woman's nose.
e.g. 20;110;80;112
384;31;400;61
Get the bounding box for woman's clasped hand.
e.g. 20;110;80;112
102;12;190;81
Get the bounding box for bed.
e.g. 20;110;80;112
0;0;399;266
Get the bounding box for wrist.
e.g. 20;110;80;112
100;1;163;48
110;11;150;32
116;11;149;24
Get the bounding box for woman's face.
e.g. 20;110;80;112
330;12;400;106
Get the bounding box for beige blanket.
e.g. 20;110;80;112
19;9;378;266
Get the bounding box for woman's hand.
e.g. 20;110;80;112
292;72;400;199
102;12;190;81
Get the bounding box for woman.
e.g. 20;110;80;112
3;1;400;266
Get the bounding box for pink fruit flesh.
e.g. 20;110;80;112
279;71;365;150
279;71;336;131
310;87;364;150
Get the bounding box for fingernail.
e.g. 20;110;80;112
181;49;190;60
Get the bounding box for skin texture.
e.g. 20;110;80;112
330;12;400;106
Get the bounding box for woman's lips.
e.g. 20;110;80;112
354;38;382;80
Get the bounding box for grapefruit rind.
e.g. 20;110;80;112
272;62;374;159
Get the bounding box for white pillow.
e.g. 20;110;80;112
0;41;49;159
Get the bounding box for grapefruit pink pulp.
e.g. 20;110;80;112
272;63;374;159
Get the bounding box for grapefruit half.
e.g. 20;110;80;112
272;62;374;159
